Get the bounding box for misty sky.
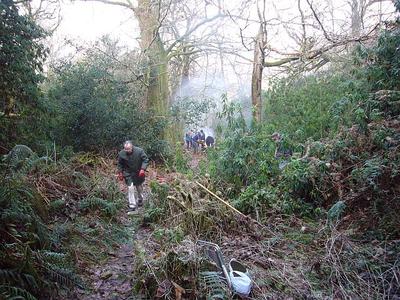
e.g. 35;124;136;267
55;1;138;48
41;0;395;104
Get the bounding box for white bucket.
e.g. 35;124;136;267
228;259;252;296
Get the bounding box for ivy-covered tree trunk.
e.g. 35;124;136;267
144;41;169;116
251;24;267;123
136;0;169;117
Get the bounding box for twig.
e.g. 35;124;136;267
195;181;244;216
144;259;161;285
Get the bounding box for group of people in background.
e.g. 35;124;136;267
185;129;215;153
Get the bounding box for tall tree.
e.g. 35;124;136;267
135;0;169;115
84;0;221;120
251;23;267;123
83;0;169;117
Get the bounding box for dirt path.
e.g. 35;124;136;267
72;157;201;299
73;178;155;299
186;147;205;170
74;215;137;300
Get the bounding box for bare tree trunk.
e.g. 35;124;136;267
251;24;266;123
349;0;388;36
180;48;191;89
350;0;364;36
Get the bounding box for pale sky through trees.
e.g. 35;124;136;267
42;0;396;105
55;1;138;48
52;0;395;52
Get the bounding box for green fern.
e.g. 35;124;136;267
0;269;22;285
35;251;67;265
79;197;117;216
43;265;83;288
1;208;32;223
49;199;65;210
32;249;82;288
3;144;49;175
0;201;49;247
199;271;230;300
0;147;82;298
0;269;39;292
0;285;37;300
327;200;346;222
31;217;50;247
4;145;34;166
1;176;48;222
49;223;71;248
18;156;49;175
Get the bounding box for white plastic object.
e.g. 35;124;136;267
228;259;252;296
128;183;136;208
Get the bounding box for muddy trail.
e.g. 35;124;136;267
71;164;179;299
75;230;136;300
72;149;202;299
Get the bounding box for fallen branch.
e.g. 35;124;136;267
195;182;244;216
167;195;188;211
195;181;275;235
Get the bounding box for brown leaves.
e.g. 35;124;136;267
155;279;185;299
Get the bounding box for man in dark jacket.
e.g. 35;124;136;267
205;135;215;148
117;141;149;210
199;129;206;141
192;132;199;154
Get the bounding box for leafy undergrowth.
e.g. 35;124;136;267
133;173;264;299
133;168;399;299
0;148;130;299
132;55;400;298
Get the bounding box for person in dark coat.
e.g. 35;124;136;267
117;140;149;210
199;129;206;141
198;130;206;150
185;130;192;149
205;136;215;148
192;132;199;153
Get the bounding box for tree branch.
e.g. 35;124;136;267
305;0;336;42
263;30;376;68
264;57;300;67
166;14;224;54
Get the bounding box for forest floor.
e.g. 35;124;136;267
74;231;135;300
70;148;398;299
70;150;321;299
70;148;207;299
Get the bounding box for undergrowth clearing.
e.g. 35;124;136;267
132;167;399;299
